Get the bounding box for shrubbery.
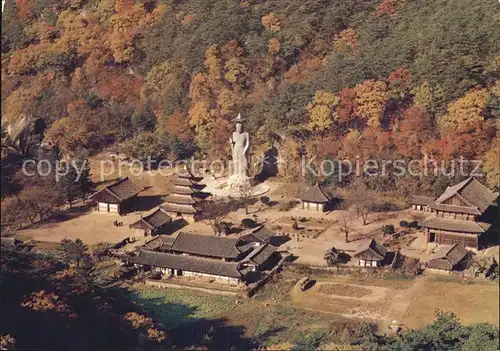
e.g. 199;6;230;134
240;218;257;228
382;224;395;235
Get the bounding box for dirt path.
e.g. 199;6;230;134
381;276;428;329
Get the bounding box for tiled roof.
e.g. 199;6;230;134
91;177;142;202
170;232;248;259
170;185;201;195
107;177;143;200
435;177;497;214
163;194;200;205
144;236;176;251
430;203;481;215
323;247;340;260
239;225;275;243
426;244;472;271
173;177;199;187
130;249;242;278
300;183;333;203
129;209;172;230
410;196;436;206
160;203;198;214
419;217;491;233
353;239;387;261
244;244;276;266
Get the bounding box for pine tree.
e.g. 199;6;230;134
58;161;80;208
75;159;95;202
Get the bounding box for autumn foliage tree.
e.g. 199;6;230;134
2;0;500;205
439;88;488;132
162;110;194;142
306;90;339;132
394;106;434;158
354;79;388;128
482;140;500;189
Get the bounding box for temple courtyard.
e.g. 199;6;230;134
8;152;499;337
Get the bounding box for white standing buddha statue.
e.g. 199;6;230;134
228;113;250;188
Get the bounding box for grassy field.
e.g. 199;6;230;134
126;269;499;348
402;278;499;329
128;284;367;348
128;286;236;330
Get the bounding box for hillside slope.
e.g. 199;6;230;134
1;0;499;192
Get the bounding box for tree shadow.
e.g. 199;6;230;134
382;251;396;266
127;290;259;350
269;235;290;247
171;318;258;350
256;326;288;343
255;145;279;183
20;202;95;230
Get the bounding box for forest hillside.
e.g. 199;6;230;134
2;0;499;194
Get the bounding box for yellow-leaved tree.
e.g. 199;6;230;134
141;61;183;113
188;100;212;129
354;79;388;128
306;90;339;132
482;140;500;189
333;28;357;53
204;45;222;86
188;73;211;101
438;88;487;132
268;38;281;55
261;13;281;32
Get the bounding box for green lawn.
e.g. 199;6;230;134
128;287;236;329
128;285;367;348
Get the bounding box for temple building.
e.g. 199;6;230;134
239;224;276;245
409;196;435;212
126;232;282;285
426;244;473;272
90;177;143;215
160;168;208;222
352;239;388;267
129;208;172;237
419;177;498;249
299;183;335;212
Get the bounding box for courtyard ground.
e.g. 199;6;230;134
15;166;455;267
14;157;496;270
17;208;144;246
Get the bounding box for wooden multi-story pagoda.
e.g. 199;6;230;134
160;167;208;222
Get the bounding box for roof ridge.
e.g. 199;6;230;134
317;183;329;197
104;187;123;201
